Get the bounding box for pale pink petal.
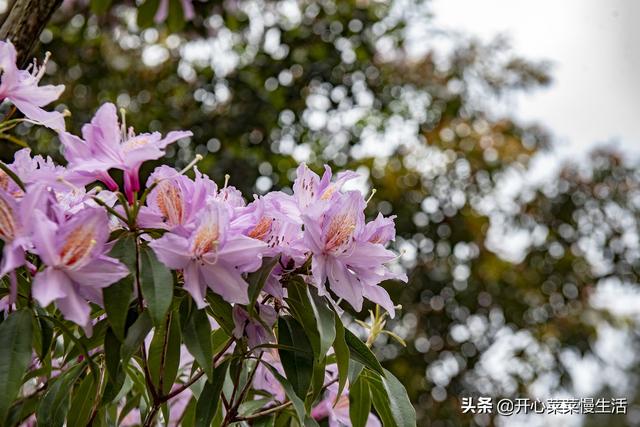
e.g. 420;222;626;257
32;267;69;307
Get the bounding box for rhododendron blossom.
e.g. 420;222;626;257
0;71;413;426
59;102;191;202
31;207;128;333
0;40;66;131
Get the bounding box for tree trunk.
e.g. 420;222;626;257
0;0;62;66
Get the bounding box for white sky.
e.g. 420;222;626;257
430;0;640;161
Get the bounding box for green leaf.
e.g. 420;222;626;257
108;235;136;270
148;312;181;394
349;375;371;427
120;311;152;363
68;373;98;427
365;369;416;427
306;286;335;360
205;293;234;336
104;327;125;399
247;256;280;316
277;316;314;399
103;276;133;341
167;0;186;32
0;309;33;423
262;362;307;424
137;0;159;28
37;364;85;427
195;359;229;427
285;279;320;357
140;247;174;326
33;310;53;361
181;302;214;380
90;0;113;16
344;329;383;375
333;315;350;402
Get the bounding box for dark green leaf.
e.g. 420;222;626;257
148;312;181;394
108;235;136;270
344;329;383;375
104;327;125;398
277;315;314;399
333;315;349;401
195;359;229;427
306;286;335;360
366;369;416;427
137;0;159;28
37;364;85;427
103;276;133;341
285;279;320;357
0;309;33;423
167;0;186;32
68;373;98;427
349;375;371;427
181;302;213;380
205;293;234;336
247;256;280;316
120;311;152;363
262;362;307;424
140;247;174;326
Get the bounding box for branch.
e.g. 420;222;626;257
0;0;62;66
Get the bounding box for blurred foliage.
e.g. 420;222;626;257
2;0;639;425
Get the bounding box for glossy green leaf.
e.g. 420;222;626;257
277;315;314;399
344;329;383;375
0;309;33;423
262;362;307;424
247;256;280;316
120;311;152;363
103;276;133;341
205;293;234;336
104;327;125;398
365;369;416;427
306;286;335;360
349;375;371;427
195;359;229;427
68;373;98;427
333;315;350;402
181;303;213;380
140;247;174;326
148;312;181;394
37;364;85;427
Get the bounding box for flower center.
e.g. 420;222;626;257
325;212;356;253
59;223;97;268
193;222;219;257
122;136;151;152
0;170;8;191
248;216;273;241
0;197;16;241
156;181;184;226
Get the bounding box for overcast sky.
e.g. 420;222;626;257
430;0;640;161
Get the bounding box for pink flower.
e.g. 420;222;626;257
0;184;46;277
232;304;277;349
31;206;129;333
59;103;192;202
0;40;65;130
138;165;216;234
149;200;267;307
292;163;358;216
303;190;406;316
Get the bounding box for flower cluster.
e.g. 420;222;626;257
0;42;411;427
